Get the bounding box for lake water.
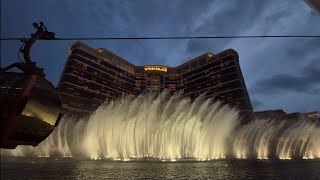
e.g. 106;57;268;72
1;157;320;179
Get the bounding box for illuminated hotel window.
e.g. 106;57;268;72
72;69;79;74
183;65;190;73
73;92;80;96
81;66;87;70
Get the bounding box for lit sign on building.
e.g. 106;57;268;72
144;66;168;72
207;53;214;58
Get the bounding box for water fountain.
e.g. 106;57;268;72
1;92;319;161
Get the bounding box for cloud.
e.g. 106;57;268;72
254;58;320;94
1;0;320;113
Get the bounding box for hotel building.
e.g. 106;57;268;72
58;42;254;124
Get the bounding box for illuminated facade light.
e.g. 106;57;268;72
207;53;214;58
144;66;168;72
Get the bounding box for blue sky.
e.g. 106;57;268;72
1;0;320;112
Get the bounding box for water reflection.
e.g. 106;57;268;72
1;158;320;179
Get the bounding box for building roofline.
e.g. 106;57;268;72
69;42;240;69
70;42;136;67
175;49;239;69
224;49;239;59
175;53;213;69
96;48;136;67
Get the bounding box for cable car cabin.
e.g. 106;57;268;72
0;72;63;149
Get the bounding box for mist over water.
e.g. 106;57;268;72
1;92;319;161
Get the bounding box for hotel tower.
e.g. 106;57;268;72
58;42;254;124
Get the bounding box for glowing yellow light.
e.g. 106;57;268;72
144;66;168;72
279;157;291;160
258;156;268;160
91;156;99;160
39;155;50;158
207;53;214;58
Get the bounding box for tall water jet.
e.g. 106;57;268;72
82;92;239;160
276;120;319;159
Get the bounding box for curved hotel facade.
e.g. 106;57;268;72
58;42;254;124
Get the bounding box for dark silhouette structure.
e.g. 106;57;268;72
0;22;63;149
1;22;55;77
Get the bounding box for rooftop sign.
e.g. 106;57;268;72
144;66;168;72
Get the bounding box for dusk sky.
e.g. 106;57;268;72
1;0;319;113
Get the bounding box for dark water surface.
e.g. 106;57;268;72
1;157;320;179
